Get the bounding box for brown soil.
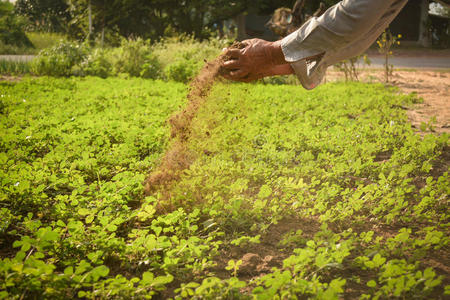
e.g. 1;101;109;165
0;75;23;82
210;216;322;281
143;43;245;199
326;69;450;134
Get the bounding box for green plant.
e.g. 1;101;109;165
0;0;33;49
140;53;162;79
164;59;199;83
111;38;161;78
225;259;243;277
158;36;223;83
78;48;112;78
377;30;402;83
152;35;221;70
31;41;85;76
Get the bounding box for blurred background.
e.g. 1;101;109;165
1;0;449;53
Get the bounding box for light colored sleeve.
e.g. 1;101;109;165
281;0;408;89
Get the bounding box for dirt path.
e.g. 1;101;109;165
326;69;450;134
395;71;449;134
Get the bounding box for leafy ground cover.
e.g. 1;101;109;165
0;77;448;299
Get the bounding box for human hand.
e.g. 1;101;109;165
221;39;293;82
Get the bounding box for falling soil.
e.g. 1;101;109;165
144;42;245;196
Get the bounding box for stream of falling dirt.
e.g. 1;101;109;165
144;57;226;196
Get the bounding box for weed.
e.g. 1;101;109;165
377;30;402;83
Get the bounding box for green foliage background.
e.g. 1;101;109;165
25;37;224;82
0;0;33;49
13;0;341;42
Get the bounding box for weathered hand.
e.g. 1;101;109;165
221;39;293;82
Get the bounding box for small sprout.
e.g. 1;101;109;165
226;259;243;277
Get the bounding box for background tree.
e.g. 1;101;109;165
255;0;339;15
15;0;71;32
14;0;342;43
0;0;33;47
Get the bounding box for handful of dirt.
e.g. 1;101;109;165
217;42;246;77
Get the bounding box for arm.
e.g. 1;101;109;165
222;0;408;86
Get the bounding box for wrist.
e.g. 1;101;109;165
265;40;287;65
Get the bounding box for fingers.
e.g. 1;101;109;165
221;38;271;83
222;59;240;69
224;48;240;59
229;69;249;78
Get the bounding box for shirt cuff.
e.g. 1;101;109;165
280;18;324;63
280;20;327;90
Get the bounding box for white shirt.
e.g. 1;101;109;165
281;0;409;89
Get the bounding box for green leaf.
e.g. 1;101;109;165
258;185;272;199
306;240;316;248
372;253;386;268
85;214;94;224
40;228;59;242
12;240;22;248
78;208;90;216
78;291;86;297
64;266;73;276
367;280;377;288
92;265;109;279
152;274;174;287
141;271;154;285
56;220;66;227
152;226;162;236
21;242;31;252
106;224;117;232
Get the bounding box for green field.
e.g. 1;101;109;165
0;77;448;299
